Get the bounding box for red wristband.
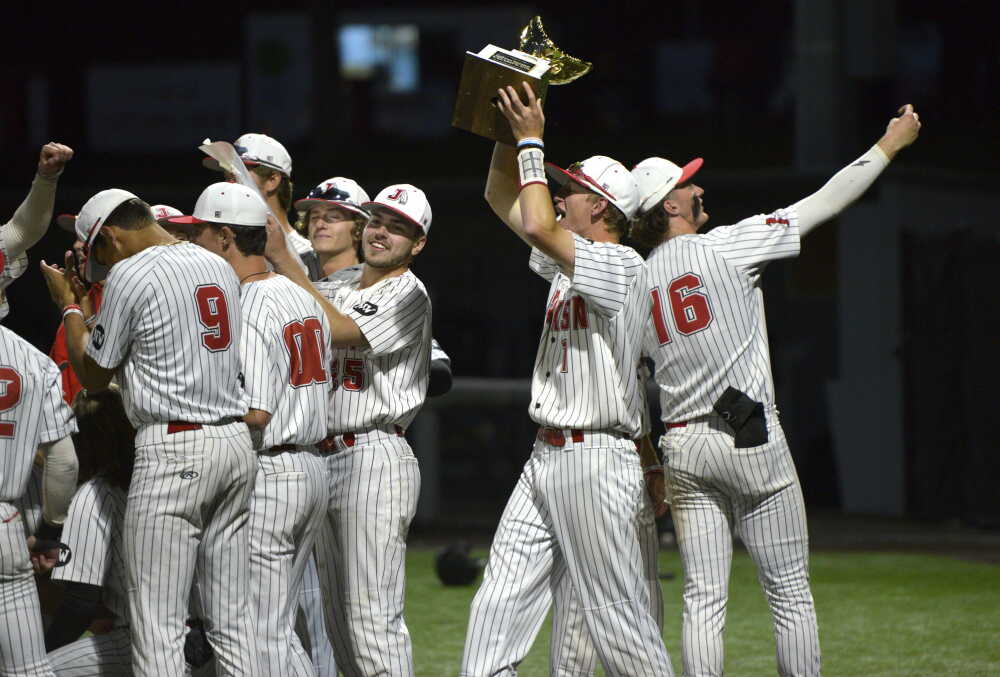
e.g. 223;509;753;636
62;304;84;319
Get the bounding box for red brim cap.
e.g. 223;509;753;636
56;213;77;233
543;162;615;201
677;158;705;186
361;202;425;234
164;215;209;225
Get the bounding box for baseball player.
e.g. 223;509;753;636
165;182;332;676
630;104;921;676
0;323;79;677
39;190;260;677
49;205;181;405
460;83;671;676
265;182;433;677
203;132;319;278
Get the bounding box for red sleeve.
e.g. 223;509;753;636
48;322;82;405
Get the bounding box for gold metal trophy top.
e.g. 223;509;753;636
518;16;592;85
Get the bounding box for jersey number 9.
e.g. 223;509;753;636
194;285;233;352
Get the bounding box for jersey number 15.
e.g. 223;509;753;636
650;272;714;345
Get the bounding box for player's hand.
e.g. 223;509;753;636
496;82;545;143
26;536;60;574
37;142;74;179
644;469;670;519
263;216;294;272
877;104;921;159
40;257;79;308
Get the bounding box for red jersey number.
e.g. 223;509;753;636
283;317;328;387
0;366;23;437
330;357;366;392
651;273;714;345
194;285;232;352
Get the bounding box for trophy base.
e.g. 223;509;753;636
452;50;549;146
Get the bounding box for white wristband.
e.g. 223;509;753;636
62;305;84;320
517;147;547;189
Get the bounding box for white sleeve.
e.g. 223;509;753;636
569;235;645;318
528;247;560;282
701;207;801;271
40;436;79;525
792;144;891;238
85;268;140;369
347;277;430;356
430;338;451;366
51;482;116;587
1;174;59;259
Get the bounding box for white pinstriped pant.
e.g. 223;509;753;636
125;422;260;677
662;412;820;677
0;503;52;677
313;432;420;677
461;434;673;677
249;449;329;677
295;546;338;677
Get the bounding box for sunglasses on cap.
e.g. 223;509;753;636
566;162;616;200
306;184;353;203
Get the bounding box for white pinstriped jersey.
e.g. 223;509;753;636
240;275;332;450
528;234;649;436
315;266;431;432
86;242;248;428
643;207;801;422
51;477;128;621
0;325;77;501
0;228;28;321
13;464;42;537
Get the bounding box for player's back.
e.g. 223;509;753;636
643;208;801;422
316;265;431;432
0;325;74;501
92;242;246;427
240;275;332;449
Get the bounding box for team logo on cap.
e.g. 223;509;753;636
386;189;408;204
309;183;351;202
353;302;378;316
92;325;106;349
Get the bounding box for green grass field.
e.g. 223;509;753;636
405;548;1000;676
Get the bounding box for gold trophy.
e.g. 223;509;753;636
451;16;593;145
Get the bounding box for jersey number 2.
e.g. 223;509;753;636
283;318;329;387
651;273;714;345
0;366;23;438
195;285;232;352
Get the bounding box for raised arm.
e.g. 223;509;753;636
794;104;921;238
493;83;576;272
3;143;74;258
263;218;368;348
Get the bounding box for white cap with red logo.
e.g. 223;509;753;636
75;188;140;283
363;184;432;235
202;133;292;177
631;157;704;216
166;183;268;228
545;155;641;221
150;204;183;223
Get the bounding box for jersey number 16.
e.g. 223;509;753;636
650;272;714;345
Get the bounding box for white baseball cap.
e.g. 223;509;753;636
545;155;641;221
363;184;432;235
150;204;183;224
166;182;268;228
295;177;370;218
631;157;704;216
202;132;292;177
75;188;140;283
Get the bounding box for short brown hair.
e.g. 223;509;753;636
250;165;294;213
71;386;135;490
588;195;631;240
629;200;670;251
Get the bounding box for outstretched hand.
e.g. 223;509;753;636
37;143;74;179
878;104;921;159
40;253;86;309
496;82;545;143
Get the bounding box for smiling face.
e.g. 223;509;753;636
552;181;608;236
307;204;362;257
362;207;426;270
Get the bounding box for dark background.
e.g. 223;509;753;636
2;1;997;528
